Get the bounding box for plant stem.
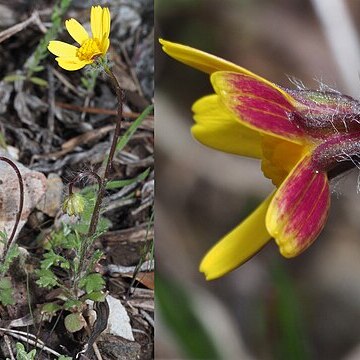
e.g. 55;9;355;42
87;66;125;238
76;66;124;284
68;171;102;196
0;157;24;264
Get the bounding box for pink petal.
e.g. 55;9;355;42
266;155;330;257
211;72;305;143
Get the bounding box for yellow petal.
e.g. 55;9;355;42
199;194;273;280
261;135;307;187
65;19;89;45
48;41;78;57
101;37;110;54
56;57;92;71
192;94;263;158
91;5;103;40
159;39;296;103
160;39;248;74
102;7;111;38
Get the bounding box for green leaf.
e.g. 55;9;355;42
79;273;105;294
41;250;67;270
58;356;72;360
29;77;48;87
31;65;45;73
101;104;154;168
0;277;14;306
61;232;81;250
3;74;26;83
60;259;70;269
6;244;20;262
83;291;106;302
36;268;59;289
106;167;150;189
115;104;153;153
0;243;20;275
64;312;85;333
0;277;12;290
63;299;82;311
41;302;62;315
15;342;36;360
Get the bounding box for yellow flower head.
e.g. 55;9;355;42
48;6;111;71
161;39;360;280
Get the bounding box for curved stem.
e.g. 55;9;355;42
68;171;102;196
0;157;24;263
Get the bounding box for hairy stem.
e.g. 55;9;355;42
87;66;124;237
68;171;102;196
74;66;124;288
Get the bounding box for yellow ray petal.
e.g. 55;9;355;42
192;94;263;158
101;38;110;54
200;194;273;280
159;39;295;103
91;5;103;40
65;19;89;45
102;7;111;38
160;39;247;74
56;57;92;71
261;135;307;187
48;41;78;57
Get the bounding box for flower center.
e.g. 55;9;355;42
76;38;102;61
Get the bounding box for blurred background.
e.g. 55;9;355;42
156;0;360;359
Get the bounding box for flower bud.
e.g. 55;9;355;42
62;193;85;216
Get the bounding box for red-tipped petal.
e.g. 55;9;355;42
266;155;330;257
212;72;305;143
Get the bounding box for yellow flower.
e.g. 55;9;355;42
48;6;110;71
161;39;360;280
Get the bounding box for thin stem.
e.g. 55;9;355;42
86;66;125;238
0;157;24;264
68;171;102;195
75;65;125;284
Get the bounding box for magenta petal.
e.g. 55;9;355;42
211;72;305;142
266;155;330;257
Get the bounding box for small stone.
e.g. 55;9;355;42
0;152;46;253
36;173;63;217
98;335;141;360
106;295;134;341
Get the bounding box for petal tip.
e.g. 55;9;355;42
199;262;219;281
279;243;298;258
